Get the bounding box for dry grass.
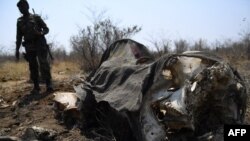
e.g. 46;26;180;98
0;61;29;81
52;60;80;75
0;60;81;82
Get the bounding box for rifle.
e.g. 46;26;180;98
32;8;54;61
32;8;36;15
46;43;54;60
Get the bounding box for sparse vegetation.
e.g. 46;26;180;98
150;31;250;62
70;18;141;72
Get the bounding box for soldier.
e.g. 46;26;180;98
15;0;53;94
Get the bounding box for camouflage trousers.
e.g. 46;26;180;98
25;48;52;88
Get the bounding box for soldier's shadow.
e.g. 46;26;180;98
18;91;53;107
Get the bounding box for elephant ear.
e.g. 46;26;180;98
75;39;154;112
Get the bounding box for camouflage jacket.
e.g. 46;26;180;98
16;13;49;49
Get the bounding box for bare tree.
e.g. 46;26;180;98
149;38;171;57
0;45;4;55
70;18;141;71
241;32;250;60
174;39;189;53
192;39;208;51
0;46;14;64
52;46;67;61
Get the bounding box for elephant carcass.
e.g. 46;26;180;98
54;39;247;141
140;52;247;141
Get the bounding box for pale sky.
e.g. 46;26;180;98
0;0;249;53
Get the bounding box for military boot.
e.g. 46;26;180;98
30;88;40;94
31;81;40;94
46;79;54;93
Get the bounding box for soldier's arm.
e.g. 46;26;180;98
16;20;22;51
16;20;23;61
36;15;49;35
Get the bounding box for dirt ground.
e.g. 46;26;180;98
0;62;90;141
0;60;250;141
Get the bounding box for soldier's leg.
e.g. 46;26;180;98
37;49;53;92
26;51;40;93
38;60;46;83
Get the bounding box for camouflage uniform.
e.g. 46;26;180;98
16;0;52;93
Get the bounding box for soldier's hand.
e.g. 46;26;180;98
40;31;44;35
15;50;20;62
34;28;44;35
